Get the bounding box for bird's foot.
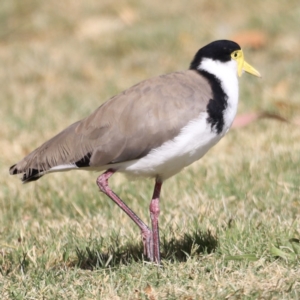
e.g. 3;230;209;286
141;228;153;261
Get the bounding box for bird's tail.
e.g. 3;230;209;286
9;121;93;183
9;163;44;183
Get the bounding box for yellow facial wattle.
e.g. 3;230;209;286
231;50;261;77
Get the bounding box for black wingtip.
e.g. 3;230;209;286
75;153;91;168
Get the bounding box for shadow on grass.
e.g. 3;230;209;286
74;229;218;270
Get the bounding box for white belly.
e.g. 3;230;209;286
110;112;229;180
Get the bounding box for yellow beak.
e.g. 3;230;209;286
237;50;261;77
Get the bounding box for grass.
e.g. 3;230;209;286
1;0;300;299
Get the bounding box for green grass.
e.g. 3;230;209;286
1;0;300;299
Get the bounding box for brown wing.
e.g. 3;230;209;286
9;70;212;179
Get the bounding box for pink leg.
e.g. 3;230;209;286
149;180;162;264
96;169;153;261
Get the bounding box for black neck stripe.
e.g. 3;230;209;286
197;70;228;134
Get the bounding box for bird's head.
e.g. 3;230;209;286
190;40;261;78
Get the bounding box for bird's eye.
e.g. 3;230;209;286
231;51;239;59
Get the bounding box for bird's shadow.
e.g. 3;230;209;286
74;229;218;270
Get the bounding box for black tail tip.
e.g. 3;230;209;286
9;165;43;183
9;164;18;175
22;174;43;183
21;168;43;183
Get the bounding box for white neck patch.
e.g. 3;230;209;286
197;58;240;132
198;58;238;101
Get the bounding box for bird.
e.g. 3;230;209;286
9;40;261;264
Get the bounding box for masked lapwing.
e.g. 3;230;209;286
9;40;261;264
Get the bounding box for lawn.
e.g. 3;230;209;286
1;0;300;299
